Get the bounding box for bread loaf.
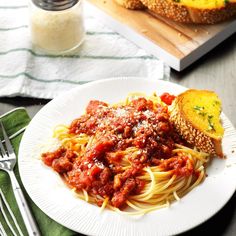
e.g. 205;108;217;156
169;89;224;157
140;0;236;24
115;0;146;9
115;0;236;24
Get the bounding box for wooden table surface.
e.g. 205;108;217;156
0;32;236;236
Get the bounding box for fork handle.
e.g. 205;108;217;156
9;171;41;236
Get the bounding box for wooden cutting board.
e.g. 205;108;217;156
85;0;236;71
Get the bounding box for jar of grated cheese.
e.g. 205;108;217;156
29;0;85;54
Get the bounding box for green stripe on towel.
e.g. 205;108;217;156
0;48;156;60
0;27;119;36
0;26;28;31
86;31;119;35
0;72;89;85
0;5;27;9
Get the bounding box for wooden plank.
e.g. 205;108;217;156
85;0;236;71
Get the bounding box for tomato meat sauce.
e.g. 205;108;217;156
42;96;189;209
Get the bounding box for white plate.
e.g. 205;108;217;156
18;77;236;236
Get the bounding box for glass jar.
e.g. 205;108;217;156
29;0;85;54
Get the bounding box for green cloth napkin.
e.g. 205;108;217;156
0;108;80;236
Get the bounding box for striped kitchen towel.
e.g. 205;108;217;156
0;0;169;99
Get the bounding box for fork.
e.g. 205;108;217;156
0;188;24;236
0;221;7;236
0;122;41;236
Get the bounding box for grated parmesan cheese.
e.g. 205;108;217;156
29;1;85;54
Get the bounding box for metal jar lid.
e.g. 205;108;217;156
32;0;79;11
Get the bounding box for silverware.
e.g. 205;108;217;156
0;122;41;236
0;188;23;236
0;221;7;236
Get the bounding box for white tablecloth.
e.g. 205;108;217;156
0;0;169;99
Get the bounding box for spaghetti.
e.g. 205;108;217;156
42;93;210;214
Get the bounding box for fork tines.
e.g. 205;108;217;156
0;122;14;157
